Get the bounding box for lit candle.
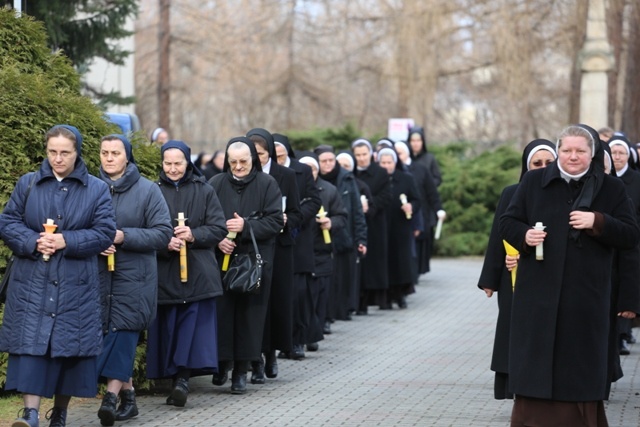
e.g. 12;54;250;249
42;219;57;261
317;206;331;244
221;231;237;271
399;193;411;219
177;212;188;282
534;222;546;261
107;253;115;271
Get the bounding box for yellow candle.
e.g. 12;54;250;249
221;231;237;271
317;206;331;244
42;219;57;261
107;253;115;271
177;212;188;282
503;240;519;291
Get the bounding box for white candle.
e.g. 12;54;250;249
399;193;411;219
534;222;546;261
435;210;446;240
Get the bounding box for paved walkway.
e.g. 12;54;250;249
66;257;640;426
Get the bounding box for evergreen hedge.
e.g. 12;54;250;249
0;8;159;391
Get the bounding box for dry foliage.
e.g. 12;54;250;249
133;0;640;151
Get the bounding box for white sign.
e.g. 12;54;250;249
387;118;415;142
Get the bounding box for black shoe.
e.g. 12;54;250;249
13;408;39;427
168;378;189;407
251;357;266;384
627;334;637;344
98;391;117;426
397;296;407;309
115;389;138;421
356;308;368;315
323;321;332;335
345;312;353;321
231;371;247;394
212;361;230;386
46;407;67;427
620;340;631;355
264;351;278;378
306;342;319;352
379;302;392;310
277;351;290;359
291;344;305;360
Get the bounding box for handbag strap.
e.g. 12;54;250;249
21;173;37;221
244;219;261;260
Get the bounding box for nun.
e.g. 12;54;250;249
477;138;556;400
147;140;228;407
209;137;284;394
351;139;392;313
376;147;421;308
500;125;639;426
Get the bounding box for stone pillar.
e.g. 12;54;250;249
579;0;614;129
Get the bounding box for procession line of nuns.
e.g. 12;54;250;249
479;125;640;427
0;125;443;427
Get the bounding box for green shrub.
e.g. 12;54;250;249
0;8;160;391
432;143;520;256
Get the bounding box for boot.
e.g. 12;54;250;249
212;360;231;386
12;408;39;427
264;350;278;378
45;407;67;427
115;389;138;421
167;377;189;407
291;344;305;360
251;356;265;385
98;391;117;426
231;370;247;394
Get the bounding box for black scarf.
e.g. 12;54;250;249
320;162;340;185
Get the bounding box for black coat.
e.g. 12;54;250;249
500;163;640;401
386;170;420;286
328;167;367;253
619;168;640;225
477;184;517;381
210;168;284;360
289;159;321;273
265;161;301;352
408;159;442;274
313;178;348;276
156;169;228;304
99;164;173;332
355;162;392;291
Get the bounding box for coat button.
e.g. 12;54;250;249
51;313;56;318
53;281;58;286
57;215;62;219
567;199;572;204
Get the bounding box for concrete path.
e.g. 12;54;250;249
65;257;640;426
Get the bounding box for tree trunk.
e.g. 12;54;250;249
158;0;171;134
621;1;640;141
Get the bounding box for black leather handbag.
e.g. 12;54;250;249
222;220;263;294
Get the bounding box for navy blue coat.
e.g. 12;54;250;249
99;163;172;333
0;159;116;357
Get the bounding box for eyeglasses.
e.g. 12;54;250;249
47;149;75;159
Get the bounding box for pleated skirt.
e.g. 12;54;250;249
146;298;218;379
